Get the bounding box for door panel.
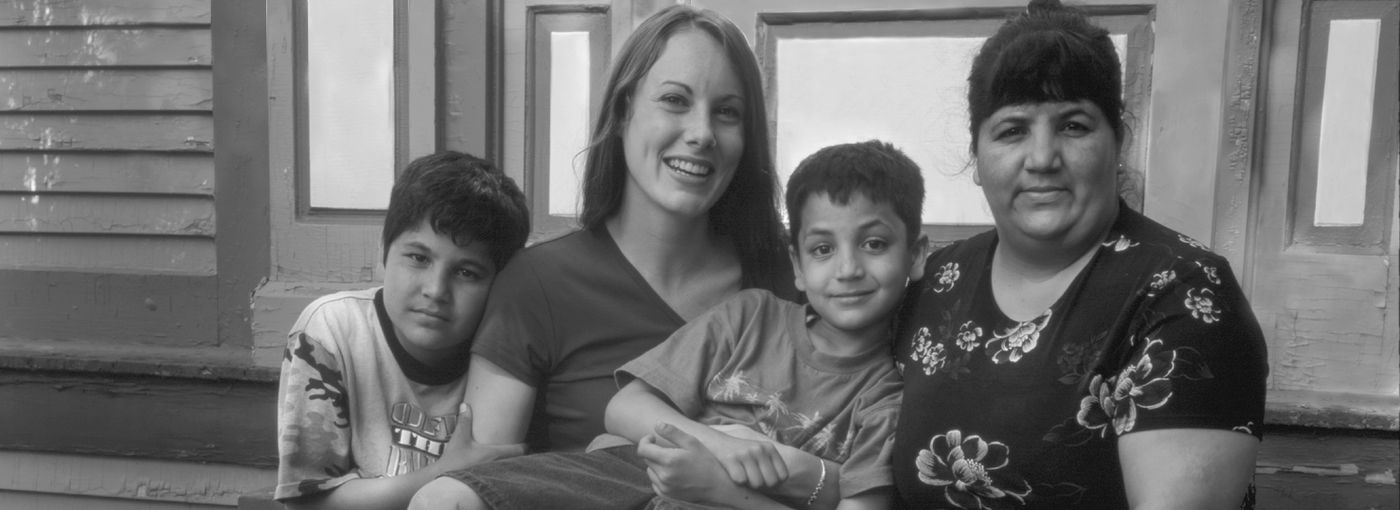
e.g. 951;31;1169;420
1250;0;1398;403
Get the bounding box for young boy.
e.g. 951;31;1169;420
413;140;927;510
276;151;531;510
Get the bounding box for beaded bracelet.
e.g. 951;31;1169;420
805;460;827;507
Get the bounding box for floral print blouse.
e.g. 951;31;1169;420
892;205;1268;509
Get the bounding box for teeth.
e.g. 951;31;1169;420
667;159;712;177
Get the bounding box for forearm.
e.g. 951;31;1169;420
606;380;720;445
763;455;839;510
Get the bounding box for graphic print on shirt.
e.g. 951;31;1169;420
708;370;847;459
915;429;1032;510
385;402;456;475
290;332;350;428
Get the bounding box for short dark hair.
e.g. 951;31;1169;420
785;140;925;246
967;0;1124;152
579;5;789;286
382;151;530;270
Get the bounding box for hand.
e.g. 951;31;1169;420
695;424;789;490
637;422;742;507
436;404;525;472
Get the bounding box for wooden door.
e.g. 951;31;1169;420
1248;0;1398;426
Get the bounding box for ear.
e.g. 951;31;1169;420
907;233;931;282
789;245;807;293
972;168;982;186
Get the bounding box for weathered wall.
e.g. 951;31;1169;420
0;0;221;350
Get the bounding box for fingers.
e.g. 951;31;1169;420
653;421;700;450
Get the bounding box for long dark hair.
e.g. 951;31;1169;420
578;5;789;290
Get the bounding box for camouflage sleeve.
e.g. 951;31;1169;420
274;330;361;501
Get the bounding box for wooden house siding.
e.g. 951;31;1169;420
0;1;219;347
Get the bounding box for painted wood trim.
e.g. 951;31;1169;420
0;69;212;112
0;235;215;273
1288;0;1398;253
1211;0;1264;285
0;113;213;151
0;369;277;467
0;194;215;236
0;270;219;344
0;28;211;67
212;0;272;354
527;6;609;240
0;0;212;27
442;0;499;161
0;152;213;194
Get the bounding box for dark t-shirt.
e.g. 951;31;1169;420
891;205;1267;509
471;227;795;452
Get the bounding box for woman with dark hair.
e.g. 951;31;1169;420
409;3;807;508
891;1;1267;508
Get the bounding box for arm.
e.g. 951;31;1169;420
709;424;841;509
286;406;523;510
461;356;536;445
606;379;789;488
1119;428;1258;510
637;423;800;510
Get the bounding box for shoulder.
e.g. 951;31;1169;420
291;288;379;336
1101;208;1238;285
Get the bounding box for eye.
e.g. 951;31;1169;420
1061;120;1092;135
808;243;833;258
455;267;483;281
715;104;743;124
862;238;890;252
404;253;428;264
659;93;689;109
992;125;1027;141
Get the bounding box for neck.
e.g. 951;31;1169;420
808;319;885;358
606;204;719;286
994;209;1117;280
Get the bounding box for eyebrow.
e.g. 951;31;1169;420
802;218;894;238
658;80;745;103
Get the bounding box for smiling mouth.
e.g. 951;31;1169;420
665;158;713;178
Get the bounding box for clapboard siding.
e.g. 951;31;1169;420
0;194;214;236
0;113;212;151
0;235;214;273
0;269;218;342
0;28;210;67
0;0;211;27
0;152;213;194
0;69;212;111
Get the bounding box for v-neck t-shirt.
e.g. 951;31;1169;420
471;227;795;453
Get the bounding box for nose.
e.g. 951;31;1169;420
1025;128;1061;173
835;249;866;281
683;108;716;149
420;270;451;302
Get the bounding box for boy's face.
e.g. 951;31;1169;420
383;218;497;368
792;192;927;342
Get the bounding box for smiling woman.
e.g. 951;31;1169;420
408;4;800;509
890;1;1269;509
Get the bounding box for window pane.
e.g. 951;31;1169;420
549;31;591;217
306;0;394;210
776;36;990;225
1313;19;1380;227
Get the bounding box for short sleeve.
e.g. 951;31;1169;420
275;329;360;500
471;258;552;387
615;294;745;417
1088;258;1268;439
837;392;901;497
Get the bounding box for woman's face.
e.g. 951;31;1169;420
974;100;1120;246
620;29;746;221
